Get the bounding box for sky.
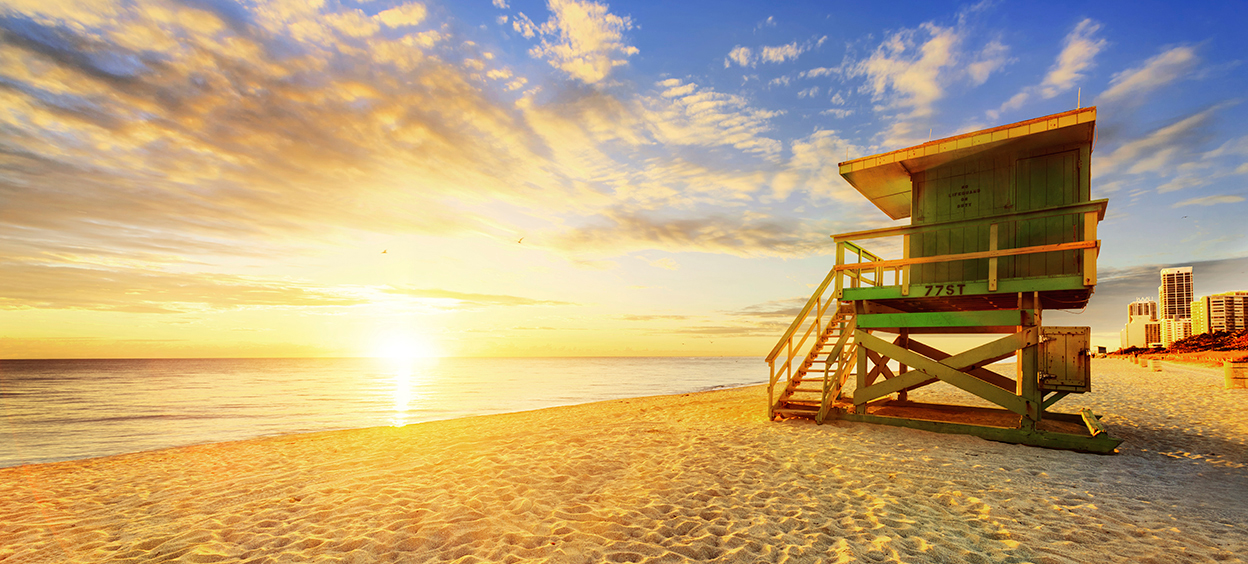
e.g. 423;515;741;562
0;0;1245;359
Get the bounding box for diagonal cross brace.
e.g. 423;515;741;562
853;329;1037;416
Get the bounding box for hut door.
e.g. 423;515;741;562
1010;150;1082;278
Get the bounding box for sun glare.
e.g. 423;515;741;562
373;334;441;361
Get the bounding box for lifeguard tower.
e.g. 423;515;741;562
765;107;1121;453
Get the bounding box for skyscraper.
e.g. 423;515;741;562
1192;291;1248;334
1158;267;1193;320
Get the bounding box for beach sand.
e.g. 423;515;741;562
2;358;1245;563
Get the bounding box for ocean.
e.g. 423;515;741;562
0;357;766;468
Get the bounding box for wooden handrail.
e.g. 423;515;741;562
833;240;1098;271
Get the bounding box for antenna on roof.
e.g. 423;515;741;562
1077;87;1081;110
928;128;932;141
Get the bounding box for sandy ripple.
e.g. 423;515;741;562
1;359;1245;563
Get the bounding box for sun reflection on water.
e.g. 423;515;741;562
372;334;441;427
386;355;437;427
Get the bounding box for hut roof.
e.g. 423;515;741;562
839;107;1097;220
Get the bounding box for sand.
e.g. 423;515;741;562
2;358;1246;563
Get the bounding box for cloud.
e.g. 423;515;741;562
617;314;690;321
844;19;1004;147
382;287;575;306
648;257;680;270
761;42;805;63
0;262;367;312
725;37;824;68
376;4;428;28
853;22;960;117
548;208;840;259
523;0;639;84
992;18;1104;118
1098;45;1200;106
1172;195;1245;208
640;79;784;161
730;297;808;318
726;46;752;68
967;40;1009;85
1039;18;1105;98
1096;103;1232;178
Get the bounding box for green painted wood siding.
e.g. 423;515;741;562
909;145;1089;285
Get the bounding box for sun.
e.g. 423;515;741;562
373;333;441;361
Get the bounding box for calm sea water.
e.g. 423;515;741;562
0;357;765;468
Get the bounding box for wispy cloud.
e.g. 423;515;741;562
516;0;639;84
846;19;1005;147
0;263;367;313
1098;45;1200;106
724;36;825;68
1172;194;1245;208
992;18;1105;118
729;297;808;317
382;287;576;307
1095;103;1234;178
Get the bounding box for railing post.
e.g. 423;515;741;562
835;242;845;299
1083;211;1098;286
852;247;861;289
816;296;823;337
901;234;911;296
768;361;775;418
786;339;793;385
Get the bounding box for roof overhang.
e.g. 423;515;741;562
838;107;1097;220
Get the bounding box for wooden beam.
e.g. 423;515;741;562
1042;391;1070;411
854;331;1030;416
837;412;1122;454
834;240;1098;272
859;310;1024;329
854;369;936;404
905;336;1022;391
1081;408;1107;437
864;348;895;386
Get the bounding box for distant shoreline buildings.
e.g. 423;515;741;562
1120;266;1247;350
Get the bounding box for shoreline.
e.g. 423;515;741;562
3;360;1246;563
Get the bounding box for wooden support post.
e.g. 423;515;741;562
855;334;868;413
1083;211;1098;286
1017;293;1040;428
897;330;909;402
988;223;999;292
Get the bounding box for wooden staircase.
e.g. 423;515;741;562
771;306;858;421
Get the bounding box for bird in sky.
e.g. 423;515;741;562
381;250;387;254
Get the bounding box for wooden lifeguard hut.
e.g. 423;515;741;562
765;107;1121;453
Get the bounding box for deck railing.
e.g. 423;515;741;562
832;200;1107;297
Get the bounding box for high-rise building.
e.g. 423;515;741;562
1158;267;1193;320
1191;291;1248;335
1121;315;1162;349
1160;318;1192;347
1127;298;1158;320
